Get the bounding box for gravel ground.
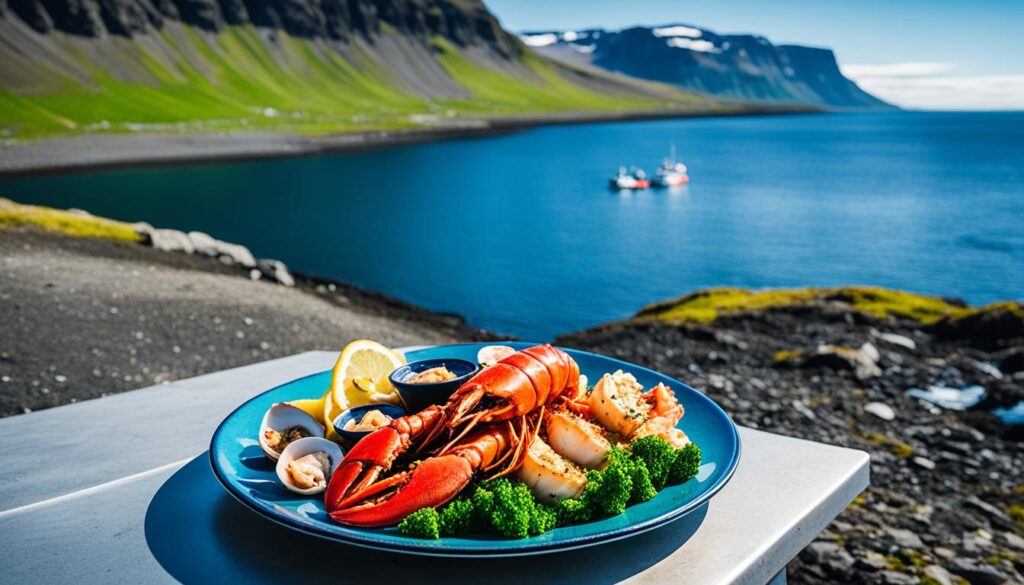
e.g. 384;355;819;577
560;303;1024;584
0;228;492;417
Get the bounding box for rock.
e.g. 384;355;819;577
858;550;889;570
216;241;256;268
878;571;916;585
186;231;257;267
804;541;855;574
933;547;956;560
884;527;924;549
148;229;194;254
258;259;294;287
964;496;1014;527
948;558;1008;585
865;401;896;421
876;332;917;351
912;456;935;470
798;342;882;380
186;231;219;256
923;565;955;585
1002;531;1024;551
1000;347;1024;374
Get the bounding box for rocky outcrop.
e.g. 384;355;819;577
5;0;519;56
559;290;1024;584
523;25;891;109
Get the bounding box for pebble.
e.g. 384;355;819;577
878;571;916;585
922;565;955;585
876;332;917;350
864;402;896;421
912;456;935;470
885;527;924;549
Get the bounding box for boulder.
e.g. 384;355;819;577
149;228;194;254
216;241;256;268
799;342;882;380
258;259;294;287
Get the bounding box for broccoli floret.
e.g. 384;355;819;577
398;507;440;539
667;442;702;485
529;503;558;536
438;498;475;536
469;483;496;532
605;446;656;504
631;435;677;490
627;457;657;503
554;495;593;526
487;478;534;539
586;455;633;517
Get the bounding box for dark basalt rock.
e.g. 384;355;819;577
930;305;1024;351
4;0;520;58
559;293;1024;584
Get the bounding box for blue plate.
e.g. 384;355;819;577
209;343;741;557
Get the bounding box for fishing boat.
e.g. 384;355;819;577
651;144;689;187
609;166;650;190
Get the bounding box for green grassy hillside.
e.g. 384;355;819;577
0;25;708;140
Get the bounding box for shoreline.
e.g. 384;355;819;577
0;105;816;178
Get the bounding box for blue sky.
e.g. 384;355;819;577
485;0;1024;109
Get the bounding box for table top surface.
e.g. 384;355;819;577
0;350;869;585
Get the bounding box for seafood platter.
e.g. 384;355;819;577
209;341;740;556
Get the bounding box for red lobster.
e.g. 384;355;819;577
324;344;580;527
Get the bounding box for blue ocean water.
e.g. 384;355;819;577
3;111;1022;339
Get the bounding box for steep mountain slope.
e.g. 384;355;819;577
0;1;711;138
523;25;892;110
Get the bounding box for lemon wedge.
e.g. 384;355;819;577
330;340;406;415
286;391;328;421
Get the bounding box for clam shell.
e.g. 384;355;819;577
275;436;344;495
258;403;325;461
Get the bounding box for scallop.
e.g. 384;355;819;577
518;436;586;504
275;436;344;495
258;403;325;461
589;370;648;437
546;411;611;469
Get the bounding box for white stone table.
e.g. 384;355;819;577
0;350;869;584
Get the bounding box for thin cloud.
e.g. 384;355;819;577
840;62;952;78
841;62;1024;110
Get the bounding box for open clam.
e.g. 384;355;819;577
258;403;325;461
275;437;344;495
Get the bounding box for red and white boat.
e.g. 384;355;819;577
651;144;689;187
609;166;650;190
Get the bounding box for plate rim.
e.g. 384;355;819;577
209;342;742;557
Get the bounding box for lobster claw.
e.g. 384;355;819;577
323;426;404;512
327;455;473;527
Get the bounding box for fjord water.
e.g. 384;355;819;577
4;111;1022;339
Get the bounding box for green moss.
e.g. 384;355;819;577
1008;504;1024;526
890;442;914;459
886;555;906;571
919;577;941;585
900;550;927;568
772;349;803;364
0;198;140;241
859;431;912;458
635;286;1017;326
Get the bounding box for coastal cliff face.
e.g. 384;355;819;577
4;0;517;54
0;0;703;139
523;25;892;110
